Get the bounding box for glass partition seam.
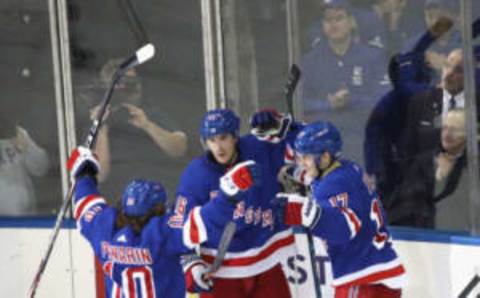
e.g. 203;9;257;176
48;0;69;201
57;0;76;154
460;0;480;235
285;0;303;120
201;0;219;110
214;0;226;108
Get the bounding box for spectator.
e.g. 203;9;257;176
404;48;465;159
79;58;189;202
302;0;388;165
308;0;423;54
368;0;424;55
0;119;50;215
363;16;453;198
434;108;469;231
404;0;460;81
384;48;473;228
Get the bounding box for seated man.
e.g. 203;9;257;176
434;108;469;230
302;0;388;165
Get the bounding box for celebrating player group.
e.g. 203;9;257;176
67;107;406;298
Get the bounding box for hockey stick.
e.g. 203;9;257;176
29;44;155;298
251;64;301;138
204;221;237;278
458;274;480;298
118;0;149;46
283;65;322;298
284;64;301;120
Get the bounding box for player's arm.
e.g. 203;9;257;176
249;108;304;166
179;161;259;249
276;190;362;245
310;200;362;245
395;16;453;94
89;104;111;183
249;108;296;144
67;146;115;251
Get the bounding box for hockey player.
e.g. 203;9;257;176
67;146;191;298
176;108;301;297
276;122;406;298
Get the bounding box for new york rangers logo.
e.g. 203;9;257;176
207;113;221;121
126;197;136;206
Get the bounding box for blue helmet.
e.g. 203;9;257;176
294;122;342;158
200;108;240;140
121;179;167;217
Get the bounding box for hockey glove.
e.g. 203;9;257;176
220;160;259;197
277;164;312;194
276;193;321;229
250;109;292;143
67;146;100;180
182;255;213;293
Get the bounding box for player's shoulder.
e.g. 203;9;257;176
178;153;220;192
313;161;369;205
238;134;270;153
142;216;167;239
320;160;363;188
181;154;214;176
324;158;360;176
239;134;261;146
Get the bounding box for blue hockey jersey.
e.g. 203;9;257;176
73;176;189;298
310;159;405;288
175;128;301;278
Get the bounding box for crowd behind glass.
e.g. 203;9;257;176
1;0;478;234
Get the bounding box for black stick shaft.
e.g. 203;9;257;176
284;64;301;121
29;69;122;298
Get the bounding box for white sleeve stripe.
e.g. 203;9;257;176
74;196;106;221
287;196;307;203
193;207;208;244
182;212;193;248
340;208;362;239
183;207;208;249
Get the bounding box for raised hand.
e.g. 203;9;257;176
250;108;292;143
122;103;150;129
67;146;100;180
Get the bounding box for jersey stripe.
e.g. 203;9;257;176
340;207;362;239
74;195;106;221
183;207;207;249
332;259;406;288
200;230;295;278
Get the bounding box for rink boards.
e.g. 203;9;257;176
1;218;480;298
